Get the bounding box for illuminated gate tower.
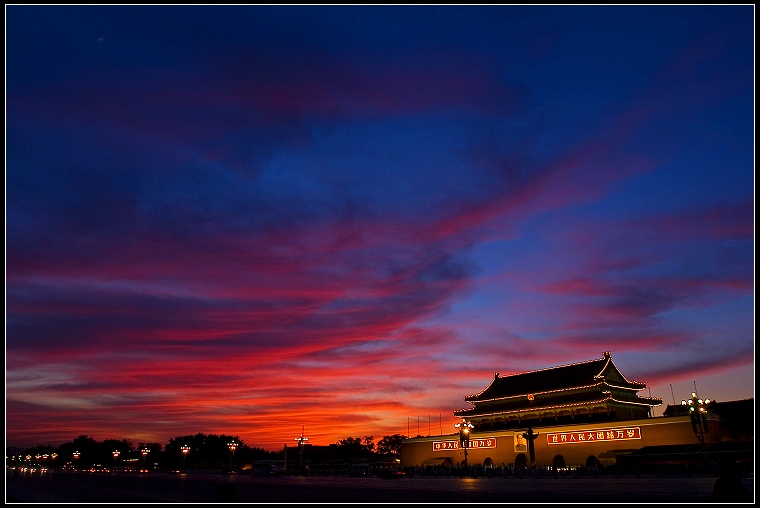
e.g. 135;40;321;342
454;352;662;431
399;352;747;468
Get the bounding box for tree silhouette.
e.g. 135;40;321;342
377;434;406;456
335;436;375;458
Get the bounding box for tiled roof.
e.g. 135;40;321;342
465;352;645;402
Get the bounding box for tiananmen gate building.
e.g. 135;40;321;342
400;352;753;469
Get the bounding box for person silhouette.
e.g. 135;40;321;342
711;460;752;503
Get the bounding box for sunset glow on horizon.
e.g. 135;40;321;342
6;6;754;451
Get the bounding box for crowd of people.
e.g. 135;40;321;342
399;460;753;482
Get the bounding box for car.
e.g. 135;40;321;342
252;464;286;476
378;469;405;479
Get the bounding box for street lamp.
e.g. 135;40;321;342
141;448;150;471
454;418;474;467
294;430;309;472
180;445;190;471
112;450;120;471
73;451;80;461
681;392;712;444
227;442;237;468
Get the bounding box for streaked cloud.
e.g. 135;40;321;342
6;5;753;449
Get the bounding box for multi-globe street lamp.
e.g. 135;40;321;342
681;392;711;444
227;442;237;468
294;431;309;472
454;418;474;467
112;450;120;471
141;448;150;472
181;445;190;471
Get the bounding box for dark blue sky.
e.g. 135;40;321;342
6;5;754;449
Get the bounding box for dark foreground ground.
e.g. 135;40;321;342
6;471;755;503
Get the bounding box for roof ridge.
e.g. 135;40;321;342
463;354;611;400
501;354;607;378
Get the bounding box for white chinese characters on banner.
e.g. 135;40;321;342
546;427;641;445
432;438;497;451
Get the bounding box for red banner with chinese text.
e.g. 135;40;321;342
546;427;641;445
432;437;497;451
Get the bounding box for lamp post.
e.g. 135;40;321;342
681;392;711;442
227;442;237;469
681;392;711;461
112;450;120;472
454;418;474;468
294;430;309;472
180;445;190;472
141;448;149;472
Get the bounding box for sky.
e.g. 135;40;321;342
5;5;754;451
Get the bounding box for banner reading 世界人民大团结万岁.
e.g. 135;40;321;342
546;427;641;445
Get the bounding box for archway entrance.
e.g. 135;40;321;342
483;457;493;468
514;453;527;468
552;454;566;469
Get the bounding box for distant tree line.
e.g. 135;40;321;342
8;433;408;469
335;434;406;457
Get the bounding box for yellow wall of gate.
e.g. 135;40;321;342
400;416;712;467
